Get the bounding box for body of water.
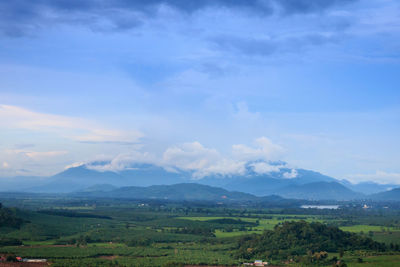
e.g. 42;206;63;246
301;205;339;209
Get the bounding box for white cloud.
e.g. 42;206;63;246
347;171;400;184
25;151;68;159
249;162;281;174
86;151;157;172
234;102;261;122
195;159;246;178
232;136;284;161
0;104;143;143
162;141;246;178
80;137;286;178
283;169;298;179
64;162;85;170
6;149;68;160
163;142;220;171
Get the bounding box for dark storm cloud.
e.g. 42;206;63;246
0;0;357;37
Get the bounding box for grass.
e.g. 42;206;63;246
179;215;326;237
0;242;238;267
2;200;400;266
339;225;400;233
345;254;400;267
214;229;261;238
371;232;400;245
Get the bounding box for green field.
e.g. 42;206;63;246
339;225;400;233
1;198;400;266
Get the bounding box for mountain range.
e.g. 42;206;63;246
370;188;400;201
0;161;398;201
74;183;257;202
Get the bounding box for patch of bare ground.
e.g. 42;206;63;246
25;245;74;248
0;263;49;267
184;266;281;267
98;255;119;260
184;265;238;267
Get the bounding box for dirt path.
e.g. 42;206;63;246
0;263;49;267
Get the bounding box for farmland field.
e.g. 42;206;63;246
1;198;400;266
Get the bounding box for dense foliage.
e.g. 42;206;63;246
0;203;24;229
1;197;400;266
236;220;387;260
38;210;112;219
0;237;22;246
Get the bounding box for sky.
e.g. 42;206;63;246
0;0;399;183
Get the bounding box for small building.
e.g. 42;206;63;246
23;258;47;262
243;260;269;266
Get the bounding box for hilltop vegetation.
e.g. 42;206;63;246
236;221;386;261
0;203;24;228
371;188;400;201
0;203;25;246
1;197;400;266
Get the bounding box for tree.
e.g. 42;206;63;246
236;221;386;260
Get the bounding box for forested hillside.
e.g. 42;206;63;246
236;221;386;261
0;203;25;246
0;203;24;228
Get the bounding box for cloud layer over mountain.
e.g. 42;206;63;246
1;0;399;183
80;137;295;179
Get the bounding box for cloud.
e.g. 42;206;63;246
24;150;68;159
64;161;85;170
249;162;281;174
163;142;219;168
86;151;157;172
0;0;356;37
0;104;143;143
232;137;285;161
5;149;68;160
347;171;400;184
210;33;340;57
283;168;298;178
162;141;245;177
13;143;35;149
76;137;286;178
277;0;357;15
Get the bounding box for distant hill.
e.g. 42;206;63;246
199;167;338;196
341;180;397;195
236;220;386;260
74;182;364;202
370;187;400;201
26;166;124;193
25;164;188;193
1;161;398;201
76;183;258;202
80;184;117;192
277;181;364;200
0;176;47;192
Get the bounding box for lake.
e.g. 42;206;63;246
301;205;339;209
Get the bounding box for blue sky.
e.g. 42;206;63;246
0;0;399;183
